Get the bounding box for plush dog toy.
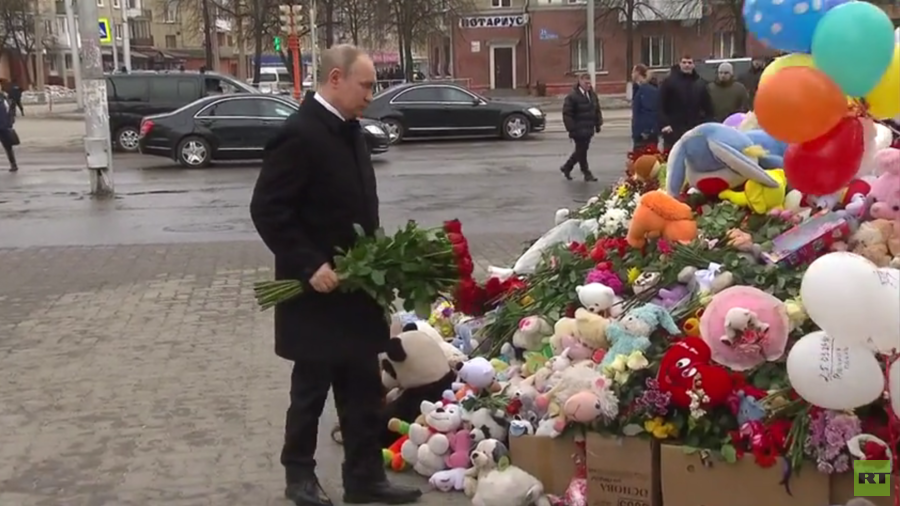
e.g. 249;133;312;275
665;123;781;197
466;439;552;506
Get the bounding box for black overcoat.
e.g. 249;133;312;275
562;84;603;140
250;97;389;362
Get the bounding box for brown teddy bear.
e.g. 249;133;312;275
847;219;900;268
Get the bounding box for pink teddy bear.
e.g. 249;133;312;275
443;430;471;469
870;148;900;226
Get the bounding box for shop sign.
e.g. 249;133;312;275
459;15;529;29
539;28;558;40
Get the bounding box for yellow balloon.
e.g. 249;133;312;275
865;45;900;120
760;53;816;85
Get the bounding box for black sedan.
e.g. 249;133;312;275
137;94;391;167
363;82;545;144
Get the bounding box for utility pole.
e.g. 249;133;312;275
106;0;118;70
120;0;131;71
310;0;318;86
201;0;213;69
77;0;115;196
64;0;83;108
32;0;46;91
279;3;304;100
586;0;596;91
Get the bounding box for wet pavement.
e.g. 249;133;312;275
0;134;632;506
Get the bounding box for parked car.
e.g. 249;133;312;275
137;94;390;167
362;82;545;144
107;71;260;153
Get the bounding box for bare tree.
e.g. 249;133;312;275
389;0;471;80
0;0;43;84
711;0;747;57
338;0;374;46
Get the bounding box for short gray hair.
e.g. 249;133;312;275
318;44;366;84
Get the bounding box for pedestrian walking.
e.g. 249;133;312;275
738;57;767;106
249;44;422;506
0;92;19;172
658;54;714;150
560;73;602;181
8;82;23;117
630;64;661;150
708;62;750;123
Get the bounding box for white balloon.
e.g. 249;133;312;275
866;268;900;354
889;358;900;418
801;252;882;342
858;119;894;177
787;331;884;410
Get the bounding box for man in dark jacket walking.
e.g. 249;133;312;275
738;57;766;107
249;45;421;506
8;83;23;117
0;92;18;172
658;55;714;150
560;73;602;181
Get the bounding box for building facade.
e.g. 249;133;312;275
448;0;899;94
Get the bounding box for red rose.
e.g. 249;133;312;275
590;244;607;262
456;256;474;278
447;232;465;244
569;242;588;257
452;241;469;257
443;219;463;234
564;303;577;318
595;261;612;271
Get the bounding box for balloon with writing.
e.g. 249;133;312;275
786;331;883;410
865;268;900;355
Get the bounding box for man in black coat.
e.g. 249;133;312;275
250;45;422;506
560;73;601;181
658;55;714;150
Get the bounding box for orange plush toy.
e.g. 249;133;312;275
627;190;698;248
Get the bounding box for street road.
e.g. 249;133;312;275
0;129;632;505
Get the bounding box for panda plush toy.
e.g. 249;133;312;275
378;325;458;447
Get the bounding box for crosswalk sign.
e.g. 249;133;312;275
99;18;111;43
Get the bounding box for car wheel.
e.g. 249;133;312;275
502;113;530;140
177;136;211;168
382;118;404;144
116;126;140;152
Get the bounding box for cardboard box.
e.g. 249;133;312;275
586;432;660;506
659;444;830;506
830;470;895;506
761;211;850;267
508;433;578;496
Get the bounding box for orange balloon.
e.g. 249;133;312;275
754;67;847;144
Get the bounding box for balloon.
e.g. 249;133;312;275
760;53;816;86
858;118;894;177
812;2;896;97
786;331;884;410
743;0;841;53
865;45;900;120
890;358;900;418
723;113;746;128
865;267;900;355
784;117;864;195
801;252;883;340
755;67;846;144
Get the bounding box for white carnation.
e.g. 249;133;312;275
598;207;631;235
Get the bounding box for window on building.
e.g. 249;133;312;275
217;32;226;47
114;23;123;40
97;0;104;6
113;0;120;7
165;34;177;48
640;35;674;68
127;0;136;8
713;31;735;59
165;4;177;22
570;38;604;72
491;0;512;7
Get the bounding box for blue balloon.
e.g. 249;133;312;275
743;0;837;53
811;1;895;97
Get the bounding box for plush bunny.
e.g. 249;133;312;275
599;303;681;368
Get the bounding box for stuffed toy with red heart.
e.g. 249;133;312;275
657;337;734;409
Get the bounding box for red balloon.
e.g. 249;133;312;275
784;117;865;196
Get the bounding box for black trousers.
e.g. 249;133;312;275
282;355;385;486
663;130;686;151
0;129;16;167
562;137;592;175
10;98;23;116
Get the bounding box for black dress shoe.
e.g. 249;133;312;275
584;173;598;182
285;478;333;506
560;166;573;180
344;480;422;504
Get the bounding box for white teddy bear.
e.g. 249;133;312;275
400;400;463;477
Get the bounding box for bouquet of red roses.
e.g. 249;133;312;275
254;220;475;317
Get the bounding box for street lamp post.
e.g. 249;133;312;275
77;0;114;196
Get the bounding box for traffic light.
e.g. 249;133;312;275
279;4;304;35
274;36;282;51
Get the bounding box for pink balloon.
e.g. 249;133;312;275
723;113;746;128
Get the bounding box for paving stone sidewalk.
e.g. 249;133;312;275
0;234;532;506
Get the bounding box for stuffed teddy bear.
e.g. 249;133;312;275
467;439;552;506
576;283;618;315
657;337;734;409
400;400;463;477
599;303;680;368
869;148;900;224
574;308;610;352
398;320;468;368
627;190;698;248
849;219;900;268
377;329;458;448
511;316;553;356
444;429;472;469
549;317;579;355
